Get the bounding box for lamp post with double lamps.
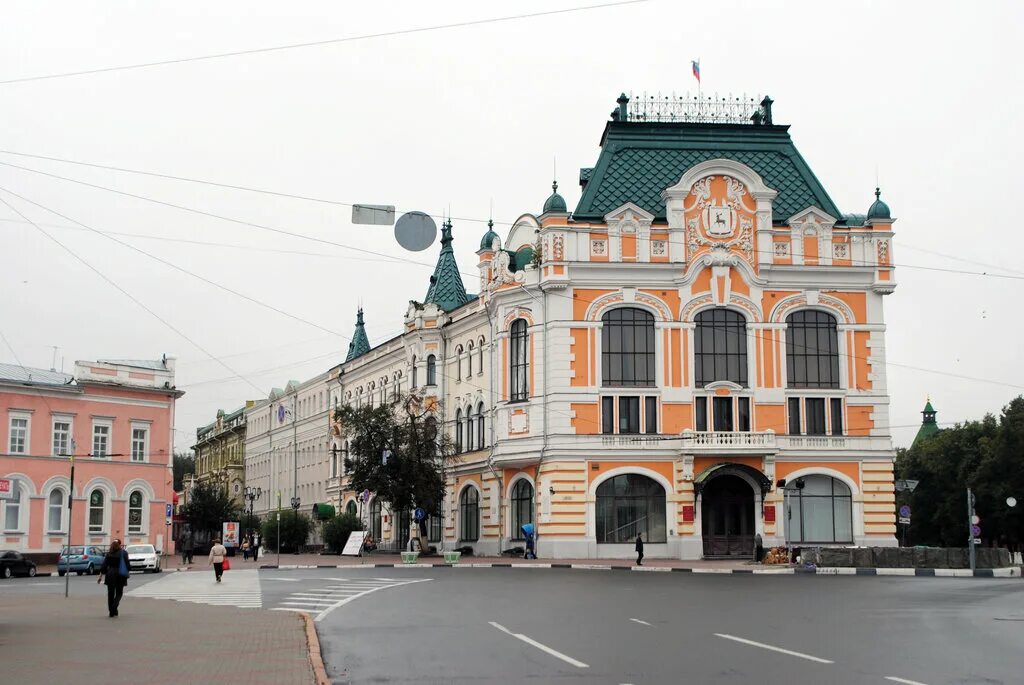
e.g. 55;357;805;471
244;486;262;543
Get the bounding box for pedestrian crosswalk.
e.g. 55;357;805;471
273;577;431;622
128;569;262;609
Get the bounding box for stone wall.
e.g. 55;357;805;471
801;546;1012;569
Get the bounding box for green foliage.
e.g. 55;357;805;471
896;396;1024;548
179;481;239;537
261;510;313;552
324;512;365;554
173;452;195;491
336;394;455;525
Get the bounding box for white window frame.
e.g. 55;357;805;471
52;415;73;456
2;477;27;533
130;423;150;463
126;489;146;534
87;488;108;534
47;487;67;533
91;419;113;459
8;412;31;455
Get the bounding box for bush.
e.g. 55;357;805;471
324;513;364;554
261;510;313;553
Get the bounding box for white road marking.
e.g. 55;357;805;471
272;607;311;613
128;569;262;608
262;577;300;582
311;578;432;622
713;633;833;664
885;677;929;685
489;621;589;669
629;618;652;626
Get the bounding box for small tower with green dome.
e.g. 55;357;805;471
541;180;568;216
913;397;940;446
867;187;892;222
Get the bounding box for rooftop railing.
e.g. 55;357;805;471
614;92;774;125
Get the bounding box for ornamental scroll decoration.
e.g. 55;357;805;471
877;239;890;265
488;249;525;290
686;175;755;265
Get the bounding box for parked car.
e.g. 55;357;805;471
57;545;107;576
1;550;38;578
126;544;161;573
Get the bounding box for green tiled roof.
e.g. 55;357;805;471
573;121;842;222
424;221;471;312
913;399;940;446
345;308;371;362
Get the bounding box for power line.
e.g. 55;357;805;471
0;1;650;86
0;194;268;399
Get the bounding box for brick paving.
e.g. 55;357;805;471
0;593;314;685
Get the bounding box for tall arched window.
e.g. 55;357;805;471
694;309;748;387
128;490;144;534
454;408;463;453
88;489;106;534
467;341;474;377
786;311;841;388
465;406;474;452
346;500;357;516
785;475;853;543
476;402;485;448
459;487;479;542
47;489;65;532
370;499;383;541
478;337;485;374
454;345;463;380
602;308;656;386
2;479;25;532
510;319;529;401
426;355;437;386
510;480;534;540
411;355;418;388
596;474;666;543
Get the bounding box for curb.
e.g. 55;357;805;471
299;611;330;685
257;562;1021;578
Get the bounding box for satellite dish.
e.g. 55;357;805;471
1008;497;1018;508
394;211;437;252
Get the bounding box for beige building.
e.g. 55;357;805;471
193;403;251;507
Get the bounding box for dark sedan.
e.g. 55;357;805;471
1;550;38;578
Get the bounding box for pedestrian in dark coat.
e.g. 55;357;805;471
97;539;130;617
635;533;644;566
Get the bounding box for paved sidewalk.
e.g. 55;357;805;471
0;593;315;684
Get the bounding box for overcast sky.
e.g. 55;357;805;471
2;1;1021;452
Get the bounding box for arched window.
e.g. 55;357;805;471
426;355;437;386
467;341;474;377
465;406;474;452
428;512;443;542
786;311;841;388
346;500;357;516
694;309;748;387
478;337;485;374
370;499;383;541
785;475;853;543
601;308;656;386
459;487;479;542
454;408;463;453
88;489;106;534
596;474;667;543
2;478;25;532
47;488;65;532
476;402;486;448
510;319;529;401
455;345;464;380
411;355;418;388
128;490;144;534
510;480;534;540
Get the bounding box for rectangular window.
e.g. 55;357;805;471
788;397;802;435
738;397;751;432
9;416;28;454
712;397;734;432
695;397;708;432
805;398;827;435
601;397;615;435
52;420;71;456
830;398;844;436
131;427;148;462
92;423;110;458
644;396;658;434
618;396;640;434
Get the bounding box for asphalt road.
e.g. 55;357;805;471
5;567;1023;684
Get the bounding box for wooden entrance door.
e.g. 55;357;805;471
701;474;755;558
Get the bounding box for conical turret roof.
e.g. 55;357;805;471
345;308;371;362
424;220;471;312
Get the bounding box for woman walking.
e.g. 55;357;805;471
97;539;130;617
209;538;227;582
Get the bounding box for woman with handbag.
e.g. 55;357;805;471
208;538;228;582
97;539;130;617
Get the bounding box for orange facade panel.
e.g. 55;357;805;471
847;405;875;436
853;331;874;390
755;403;785;434
829;291;867;324
588;460;674;487
571;402;599;434
570;328;589;387
662;402;694;433
573;289;614;320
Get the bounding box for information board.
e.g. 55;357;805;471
342;530;367;556
0;478;12;500
222;521;240;548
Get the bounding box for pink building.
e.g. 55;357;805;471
0;358;183;561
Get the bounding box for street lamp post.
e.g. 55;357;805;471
244;486;262;538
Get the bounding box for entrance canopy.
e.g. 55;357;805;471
693;462;771;496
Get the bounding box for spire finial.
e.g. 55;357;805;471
875;186;881;200
552;179;558;193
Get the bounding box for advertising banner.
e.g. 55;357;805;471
222;521;240;548
0;478;12;500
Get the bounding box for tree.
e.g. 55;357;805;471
324;512;364;554
261;510;313;553
179;481;239;538
336;393;456;540
173;452;195;491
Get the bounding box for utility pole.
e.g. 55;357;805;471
967;487;977;573
64;439;76;598
276;490;282;568
291;393;300;513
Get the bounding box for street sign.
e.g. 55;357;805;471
971;514;980;525
973;538;982;545
899;505;911;518
0;477;12;500
898;517;911;525
414;507;426;522
360;489;370;503
970;524;981;537
895;480;920;493
352;204;396;226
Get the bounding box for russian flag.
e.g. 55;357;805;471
692;60;700;83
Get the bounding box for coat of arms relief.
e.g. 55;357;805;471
685;175;755;264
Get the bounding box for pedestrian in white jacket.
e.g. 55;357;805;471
209;539;227;582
